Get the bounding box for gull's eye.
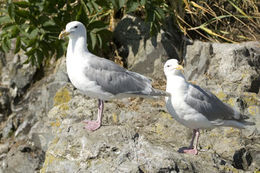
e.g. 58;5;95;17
74;26;78;28
167;65;170;67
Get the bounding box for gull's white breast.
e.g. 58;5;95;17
66;54;113;100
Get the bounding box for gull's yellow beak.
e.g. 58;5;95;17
58;30;69;40
176;65;184;70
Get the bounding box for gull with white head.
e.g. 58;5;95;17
59;21;169;131
164;59;254;155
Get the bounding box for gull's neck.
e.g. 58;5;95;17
67;36;88;58
166;74;189;96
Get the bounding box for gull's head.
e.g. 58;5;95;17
59;21;86;40
164;59;184;77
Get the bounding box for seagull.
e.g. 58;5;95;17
164;59;254;155
58;21;169;131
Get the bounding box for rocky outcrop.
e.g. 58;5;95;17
0;51;68;172
0;15;259;172
40;83;259;172
114;14;184;79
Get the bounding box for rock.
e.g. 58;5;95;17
184;41;260;94
39;83;259;172
1;52;37;102
1;113;16;139
0;56;69;172
114;15;184;79
0;142;9;155
4;143;45;173
0;87;11;121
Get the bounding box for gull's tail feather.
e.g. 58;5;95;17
218;119;255;129
240;120;255;126
120;88;170;99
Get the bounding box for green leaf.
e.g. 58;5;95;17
110;0;118;10
40;41;50;58
90;1;100;11
4;37;11;50
97;34;102;48
56;41;64;59
140;0;146;6
126;1;139;13
87;20;107;31
23;55;32;64
15;9;30;18
15;36;21;53
13;1;30;8
16;9;31;18
25;47;36;56
38;15;50;24
1;40;9;53
118;0;126;9
155;7;165;20
95;0;110;9
7;3;15;19
89;32;97;50
36;49;44;67
11;25;19;37
29;28;39;39
0;16;12;24
20;35;30;45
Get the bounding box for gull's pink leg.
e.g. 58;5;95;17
178;129;200;155
83;99;104;131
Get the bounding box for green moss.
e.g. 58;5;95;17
53;87;71;106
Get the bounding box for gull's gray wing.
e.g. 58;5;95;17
184;84;242;122
84;55;167;96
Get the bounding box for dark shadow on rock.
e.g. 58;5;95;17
113;16;150;65
161;16;184;62
233;148;253;170
113;15;185;67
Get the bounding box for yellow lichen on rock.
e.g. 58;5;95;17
227;97;235;107
153;123;165;135
215;91;227;101
248;105;259;116
53;87;71;106
243;93;259;106
50;118;61;127
40;153;57;173
112;113;118;123
160;112;173;120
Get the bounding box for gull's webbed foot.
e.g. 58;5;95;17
83;120;101;131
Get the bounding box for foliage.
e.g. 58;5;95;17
0;0;259;67
173;0;260;43
0;0;168;67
